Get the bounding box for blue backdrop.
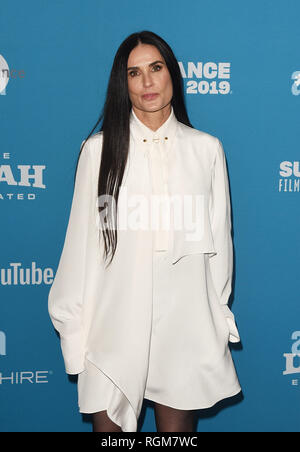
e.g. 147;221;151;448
1;0;300;432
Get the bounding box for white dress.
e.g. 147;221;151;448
48;106;242;432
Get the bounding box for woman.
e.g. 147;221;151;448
48;30;242;433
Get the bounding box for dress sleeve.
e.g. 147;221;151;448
48;139;94;374
208;138;241;343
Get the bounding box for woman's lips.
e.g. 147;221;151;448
142;93;159;100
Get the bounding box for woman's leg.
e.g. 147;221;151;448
92;410;122;432
154;402;196;432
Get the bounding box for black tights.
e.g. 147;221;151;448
92;402;196;432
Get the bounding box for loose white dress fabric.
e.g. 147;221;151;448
48;106;242;432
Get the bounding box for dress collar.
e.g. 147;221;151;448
129;105;178;145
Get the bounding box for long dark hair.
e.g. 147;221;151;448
75;30;193;268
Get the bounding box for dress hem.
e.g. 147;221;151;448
143;385;242;411
78;385;242;414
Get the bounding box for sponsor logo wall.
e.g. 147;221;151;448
0;0;299;432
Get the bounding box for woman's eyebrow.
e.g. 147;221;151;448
127;60;165;71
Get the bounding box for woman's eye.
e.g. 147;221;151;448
128;65;162;77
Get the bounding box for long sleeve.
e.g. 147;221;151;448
208;138;240;343
48;139;94;374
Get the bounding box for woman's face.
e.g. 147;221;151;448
127;43;173;113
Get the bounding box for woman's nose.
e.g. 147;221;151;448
142;72;153;87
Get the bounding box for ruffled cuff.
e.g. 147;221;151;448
221;304;241;343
